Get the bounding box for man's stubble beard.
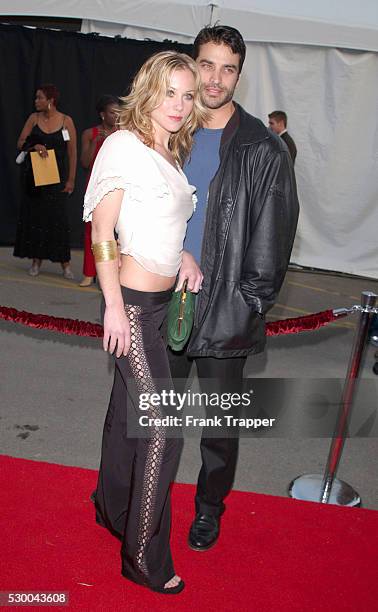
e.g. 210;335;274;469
200;83;235;110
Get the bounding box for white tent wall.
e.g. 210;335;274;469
240;43;378;279
81;20;378;279
2;1;378;278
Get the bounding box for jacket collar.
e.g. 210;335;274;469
221;102;270;149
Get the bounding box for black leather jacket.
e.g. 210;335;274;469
187;104;299;358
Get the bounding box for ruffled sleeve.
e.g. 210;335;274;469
83;130;144;222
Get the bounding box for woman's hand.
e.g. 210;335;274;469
34;144;48;158
176;250;203;293
62;179;75;195
103;304;131;358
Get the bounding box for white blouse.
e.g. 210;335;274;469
83;130;196;277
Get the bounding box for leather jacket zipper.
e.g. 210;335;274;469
194;190;210;327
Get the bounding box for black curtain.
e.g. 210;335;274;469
0;23;191;246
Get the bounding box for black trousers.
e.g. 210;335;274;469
168;349;246;518
96;287;182;588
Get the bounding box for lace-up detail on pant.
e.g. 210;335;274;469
125;304;166;580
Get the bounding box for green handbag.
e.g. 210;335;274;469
167;280;195;352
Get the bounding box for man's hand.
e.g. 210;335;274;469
176;250;203;293
103;304;131;358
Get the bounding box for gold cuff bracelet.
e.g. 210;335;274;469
91;240;118;263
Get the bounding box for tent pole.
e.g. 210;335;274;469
208;4;217;26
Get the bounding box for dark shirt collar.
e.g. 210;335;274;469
220;102;270;149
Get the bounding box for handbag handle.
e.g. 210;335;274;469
178;280;188;332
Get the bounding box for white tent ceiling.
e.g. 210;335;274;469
1;0;378;51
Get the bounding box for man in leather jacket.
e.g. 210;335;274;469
171;25;299;552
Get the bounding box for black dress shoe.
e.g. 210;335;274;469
188;513;220;551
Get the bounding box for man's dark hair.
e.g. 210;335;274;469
268;110;287;127
193;25;246;74
95;94;120;115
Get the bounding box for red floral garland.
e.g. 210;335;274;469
0;305;342;338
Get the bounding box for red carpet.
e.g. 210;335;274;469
1;455;377;611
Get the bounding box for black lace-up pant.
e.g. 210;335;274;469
95;287;182;588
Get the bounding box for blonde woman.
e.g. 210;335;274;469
84;52;208;594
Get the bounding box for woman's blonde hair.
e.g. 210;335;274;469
118;51;210;165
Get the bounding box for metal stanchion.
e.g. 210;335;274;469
289;291;378;507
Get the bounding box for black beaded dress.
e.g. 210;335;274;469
13;123;71;263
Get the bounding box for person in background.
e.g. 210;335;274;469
84;51;208;594
268;110;297;164
14;84;77;278
79;94;119;287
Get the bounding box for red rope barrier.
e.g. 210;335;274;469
0;305;344;338
0;306;103;338
266;309;339;336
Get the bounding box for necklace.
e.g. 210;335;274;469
154;142;169;151
41;111;58;122
153;144;178;170
102;124;117;138
154;142;174;160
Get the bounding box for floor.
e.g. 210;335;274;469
1;247;377;509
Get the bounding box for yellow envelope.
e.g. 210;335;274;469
30;149;60;186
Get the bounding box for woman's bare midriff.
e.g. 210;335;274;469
119;254;176;291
